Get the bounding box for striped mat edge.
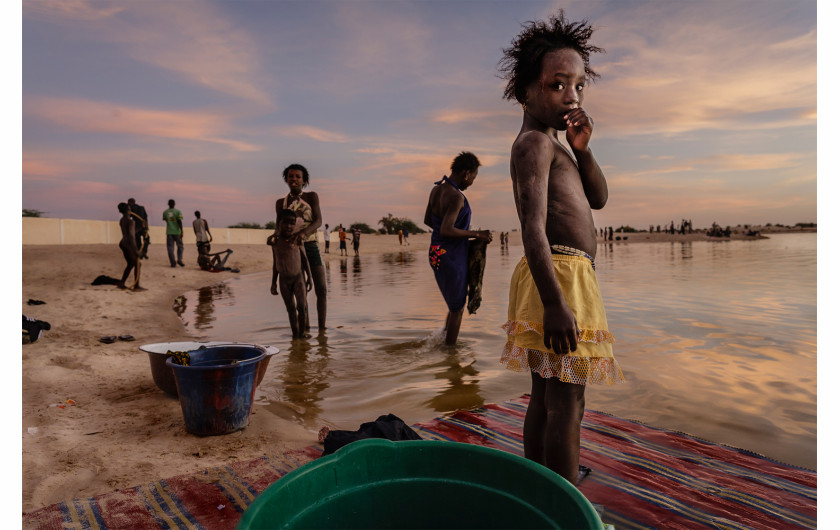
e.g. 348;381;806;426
23;395;816;529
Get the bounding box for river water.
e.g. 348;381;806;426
174;233;816;469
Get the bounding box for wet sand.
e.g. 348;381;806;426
20;228;795;513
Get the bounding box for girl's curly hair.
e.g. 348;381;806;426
499;10;604;104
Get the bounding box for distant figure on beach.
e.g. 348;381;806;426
323;224;330;254
277;163;327;331
338;225;347;256
268;209;313;338
498;10;625;485
403;229;410;245
608;226;613;241
127;198;149;260
162;199;185;268
397;229;404;246
424;151;493;345
117;202;144;290
192;211;212;258
352;227;361;256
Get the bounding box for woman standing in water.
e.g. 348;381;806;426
276;163;327;331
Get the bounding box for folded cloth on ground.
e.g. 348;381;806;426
22;315;51;344
322;414;422;456
91;275;121;286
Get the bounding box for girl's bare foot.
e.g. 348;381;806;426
270;285;278;295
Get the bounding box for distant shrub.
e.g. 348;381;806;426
229;222;262;229
349;222;378;234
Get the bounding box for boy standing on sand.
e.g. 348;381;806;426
498;10;624;485
162;199;185;267
117;202;144;291
268;209;313;338
338;225;347;256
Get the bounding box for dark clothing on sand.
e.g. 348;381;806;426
322;414;421;456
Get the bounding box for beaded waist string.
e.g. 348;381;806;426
550;244;595;270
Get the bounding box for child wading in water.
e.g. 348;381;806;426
498;10;625;485
268;209;313;338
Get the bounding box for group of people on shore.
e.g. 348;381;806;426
267;11;623;487
113;9;624;491
114;198;238;290
323;224;361;256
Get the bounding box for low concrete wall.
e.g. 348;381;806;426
21;217;320;246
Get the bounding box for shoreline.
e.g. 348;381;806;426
20;230;810;513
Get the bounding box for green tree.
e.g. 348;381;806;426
395;218;424;235
349;222;377;234
378;214;424;234
378;213;397;234
228;222;263;229
22;209;44;217
265;221;276;230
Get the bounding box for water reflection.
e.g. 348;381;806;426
175;234;816;468
381;251;416;266
425;349;484;413
177;282;233;333
273;333;332;426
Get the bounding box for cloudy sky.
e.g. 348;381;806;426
21;0;816;232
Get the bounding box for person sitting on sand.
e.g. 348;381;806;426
117;202;145;290
198;248;235;272
268;209;313;338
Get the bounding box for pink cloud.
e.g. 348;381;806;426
25;1;272;106
24;97;261;151
277;126;349;144
431;108;518;125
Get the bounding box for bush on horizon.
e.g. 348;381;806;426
228;222;262;229
348;222;378;234
378;213;424;235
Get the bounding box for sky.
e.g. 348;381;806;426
20;0;817;232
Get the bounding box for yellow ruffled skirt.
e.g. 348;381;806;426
500;254;625;385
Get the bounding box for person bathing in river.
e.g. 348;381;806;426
276;163;327;332
268;209;313;338
424;151;493;345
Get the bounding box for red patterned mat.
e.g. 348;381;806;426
24;395;816;529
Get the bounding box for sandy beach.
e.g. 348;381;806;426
21;227;798;514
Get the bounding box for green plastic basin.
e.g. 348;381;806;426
237;439;602;529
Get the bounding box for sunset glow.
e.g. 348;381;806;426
22;1;816;231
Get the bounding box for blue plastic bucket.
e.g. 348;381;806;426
167;345;266;436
